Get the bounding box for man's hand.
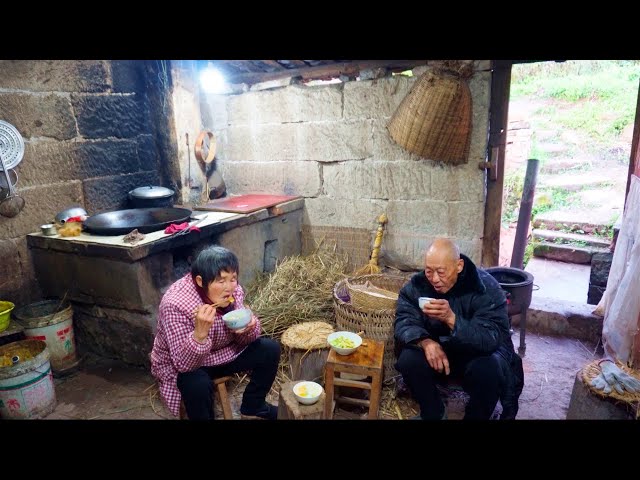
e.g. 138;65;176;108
423;299;456;330
193;304;216;343
591;360;640;395
419;338;450;375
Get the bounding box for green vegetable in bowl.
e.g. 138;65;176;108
331;335;356;348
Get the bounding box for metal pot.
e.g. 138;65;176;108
128;186;174;208
485;267;534;316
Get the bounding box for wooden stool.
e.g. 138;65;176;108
277;380;326;420
324;339;384;419
179;375;234;420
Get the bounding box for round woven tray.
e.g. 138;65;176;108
582;360;640;415
281;321;335;351
334;274;408;380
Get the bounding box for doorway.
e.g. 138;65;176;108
498;60;640;305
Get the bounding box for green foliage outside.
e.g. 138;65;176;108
510;61;640;154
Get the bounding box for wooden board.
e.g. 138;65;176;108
196;194;301;214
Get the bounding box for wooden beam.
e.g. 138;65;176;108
625;77;640;205
482;60;513;267
225;60;428;85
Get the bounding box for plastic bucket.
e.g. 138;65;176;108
0;339;56;419
14;300;79;375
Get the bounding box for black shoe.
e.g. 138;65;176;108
241;403;278;420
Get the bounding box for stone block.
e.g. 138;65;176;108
221;161;321;197
73;303;156;367
0;239;21;292
343;76;415;119
137;134;160;172
225;120;373;162
385;200;449;234
590;252;613;286
20;140;140;187
217;210;302;287
31;249;172;312
110;60;147;93
0;181;83;238
446;201;485;239
83;170;160;213
322;160;431;200
0;60;109;93
587;284;606;306
430;162;484;202
303;197;388;229
0;93;76;140
371;120;424;161
227;84;342;125
201;93;228;131
73;94;148;138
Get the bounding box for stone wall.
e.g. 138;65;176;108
0;60;175;306
199;62;491;269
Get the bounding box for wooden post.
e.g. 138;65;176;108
288;347;330;384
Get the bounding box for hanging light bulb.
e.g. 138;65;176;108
200;61;228;94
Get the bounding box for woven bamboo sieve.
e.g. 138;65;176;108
347;280;398;311
387;69;472;165
333;274;409;379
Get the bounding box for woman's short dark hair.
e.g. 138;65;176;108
191;246;239;286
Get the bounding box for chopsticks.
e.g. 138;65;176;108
192;296;234;317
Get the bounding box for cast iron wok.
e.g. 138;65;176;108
83;207;193;236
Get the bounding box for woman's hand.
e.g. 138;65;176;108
193;304;217;343
231;314;256;335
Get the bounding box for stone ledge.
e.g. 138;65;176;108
511;295;603;344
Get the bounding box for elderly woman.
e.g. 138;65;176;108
150;245;280;420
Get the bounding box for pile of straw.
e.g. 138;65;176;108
245;251;349;339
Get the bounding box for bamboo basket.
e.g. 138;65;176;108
347;280;398;311
387;69;472;165
333;274;408;380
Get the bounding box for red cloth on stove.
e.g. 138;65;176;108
164;222;201;234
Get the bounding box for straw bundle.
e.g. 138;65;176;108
245;251;349;339
387;65;472;165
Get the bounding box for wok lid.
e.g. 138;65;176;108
128;185;175;199
83;207;192;236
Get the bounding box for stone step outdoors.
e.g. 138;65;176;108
539;157;592;174
532;229;611;249
537;174;614;191
533;241;610;264
533;213;614;235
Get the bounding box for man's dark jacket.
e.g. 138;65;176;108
394;254;524;419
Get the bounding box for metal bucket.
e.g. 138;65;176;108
0;339;56;419
14;300;79;375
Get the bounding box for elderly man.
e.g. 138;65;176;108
394;238;524;420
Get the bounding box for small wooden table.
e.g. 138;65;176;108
324;339;384;420
277;380;326;420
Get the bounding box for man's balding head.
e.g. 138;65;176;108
424;238;464;294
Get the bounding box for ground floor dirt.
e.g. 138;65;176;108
40;330;601;421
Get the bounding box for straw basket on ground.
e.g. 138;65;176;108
281;321;335;385
387;69;472;165
333;274;409;380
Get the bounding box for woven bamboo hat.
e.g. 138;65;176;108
387;62;473;165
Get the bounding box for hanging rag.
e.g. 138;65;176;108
164;222;201;235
